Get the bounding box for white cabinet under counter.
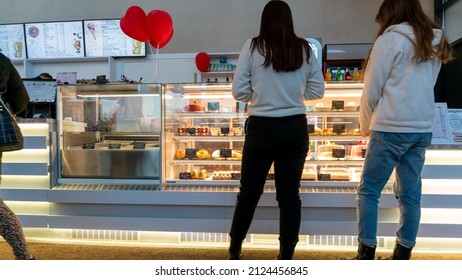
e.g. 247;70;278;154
0;118;56;229
1;118;56;190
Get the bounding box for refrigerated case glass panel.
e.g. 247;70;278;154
57;84;162;179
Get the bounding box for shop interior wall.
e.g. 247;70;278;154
1;0;434;54
445;1;462;44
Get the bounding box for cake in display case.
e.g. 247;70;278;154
57;84;162;179
163;83;245;185
304;82;369;184
163;82;370;187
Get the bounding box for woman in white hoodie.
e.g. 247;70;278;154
346;0;453;260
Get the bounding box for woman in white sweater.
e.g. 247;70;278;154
345;0;453;260
228;0;324;260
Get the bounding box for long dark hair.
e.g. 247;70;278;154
251;0;311;72
375;0;453;64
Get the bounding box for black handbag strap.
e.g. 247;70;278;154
0;88;16;118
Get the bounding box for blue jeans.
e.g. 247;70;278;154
357;131;432;248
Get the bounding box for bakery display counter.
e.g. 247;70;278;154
57;83;162;182
161;82;372;188
9;81;462;253
163;83;245;186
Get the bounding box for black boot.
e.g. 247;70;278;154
277;243;297;260
378;242;412;260
340;242;376;260
228;239;243;260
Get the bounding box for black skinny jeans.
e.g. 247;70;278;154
229;114;308;245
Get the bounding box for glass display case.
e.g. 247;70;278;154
304;82;368;186
162;82;382;188
56;83;162;182
163;83;245;187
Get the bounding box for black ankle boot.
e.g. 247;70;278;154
228;239;243;260
378;242;412;260
340;242;376;260
277;243;296;260
228;252;243;260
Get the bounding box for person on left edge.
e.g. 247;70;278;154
228;0;325;260
0;53;35;260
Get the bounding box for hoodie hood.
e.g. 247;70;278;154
384;22;443;47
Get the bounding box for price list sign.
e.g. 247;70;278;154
0;24;26;59
84;19;145;57
25;21;85;59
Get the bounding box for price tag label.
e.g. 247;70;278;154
333;124;346;135
220;149;232;158
185;149;197;159
207;102;220;111
231;173;241;180
108;144;121;149
82;143;95;149
332;148;346;159
307;124;315;134
187;128;196;136
133;142;146;149
179;172;192;179
318;173;331;181
331;100;345;110
220;127;230;135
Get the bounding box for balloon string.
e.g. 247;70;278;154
156;43;160;82
148;43;160;82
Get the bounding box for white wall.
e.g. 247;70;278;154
445;1;462;44
1;0;434;53
3;0;435;82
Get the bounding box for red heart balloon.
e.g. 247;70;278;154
151;28;174;49
195;52;210;72
146;10;173;46
120;6;150;42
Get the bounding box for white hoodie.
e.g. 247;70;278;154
360;23;443;133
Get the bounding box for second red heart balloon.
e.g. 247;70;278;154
146;10;173;47
151;28;174;49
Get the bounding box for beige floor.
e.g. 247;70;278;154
1;242;462;260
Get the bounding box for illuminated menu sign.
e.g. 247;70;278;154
25;21;85;59
84;19;145;57
0;24;26;60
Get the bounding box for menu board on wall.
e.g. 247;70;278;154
0;23;26;60
83;19;146;57
25;21;85;59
